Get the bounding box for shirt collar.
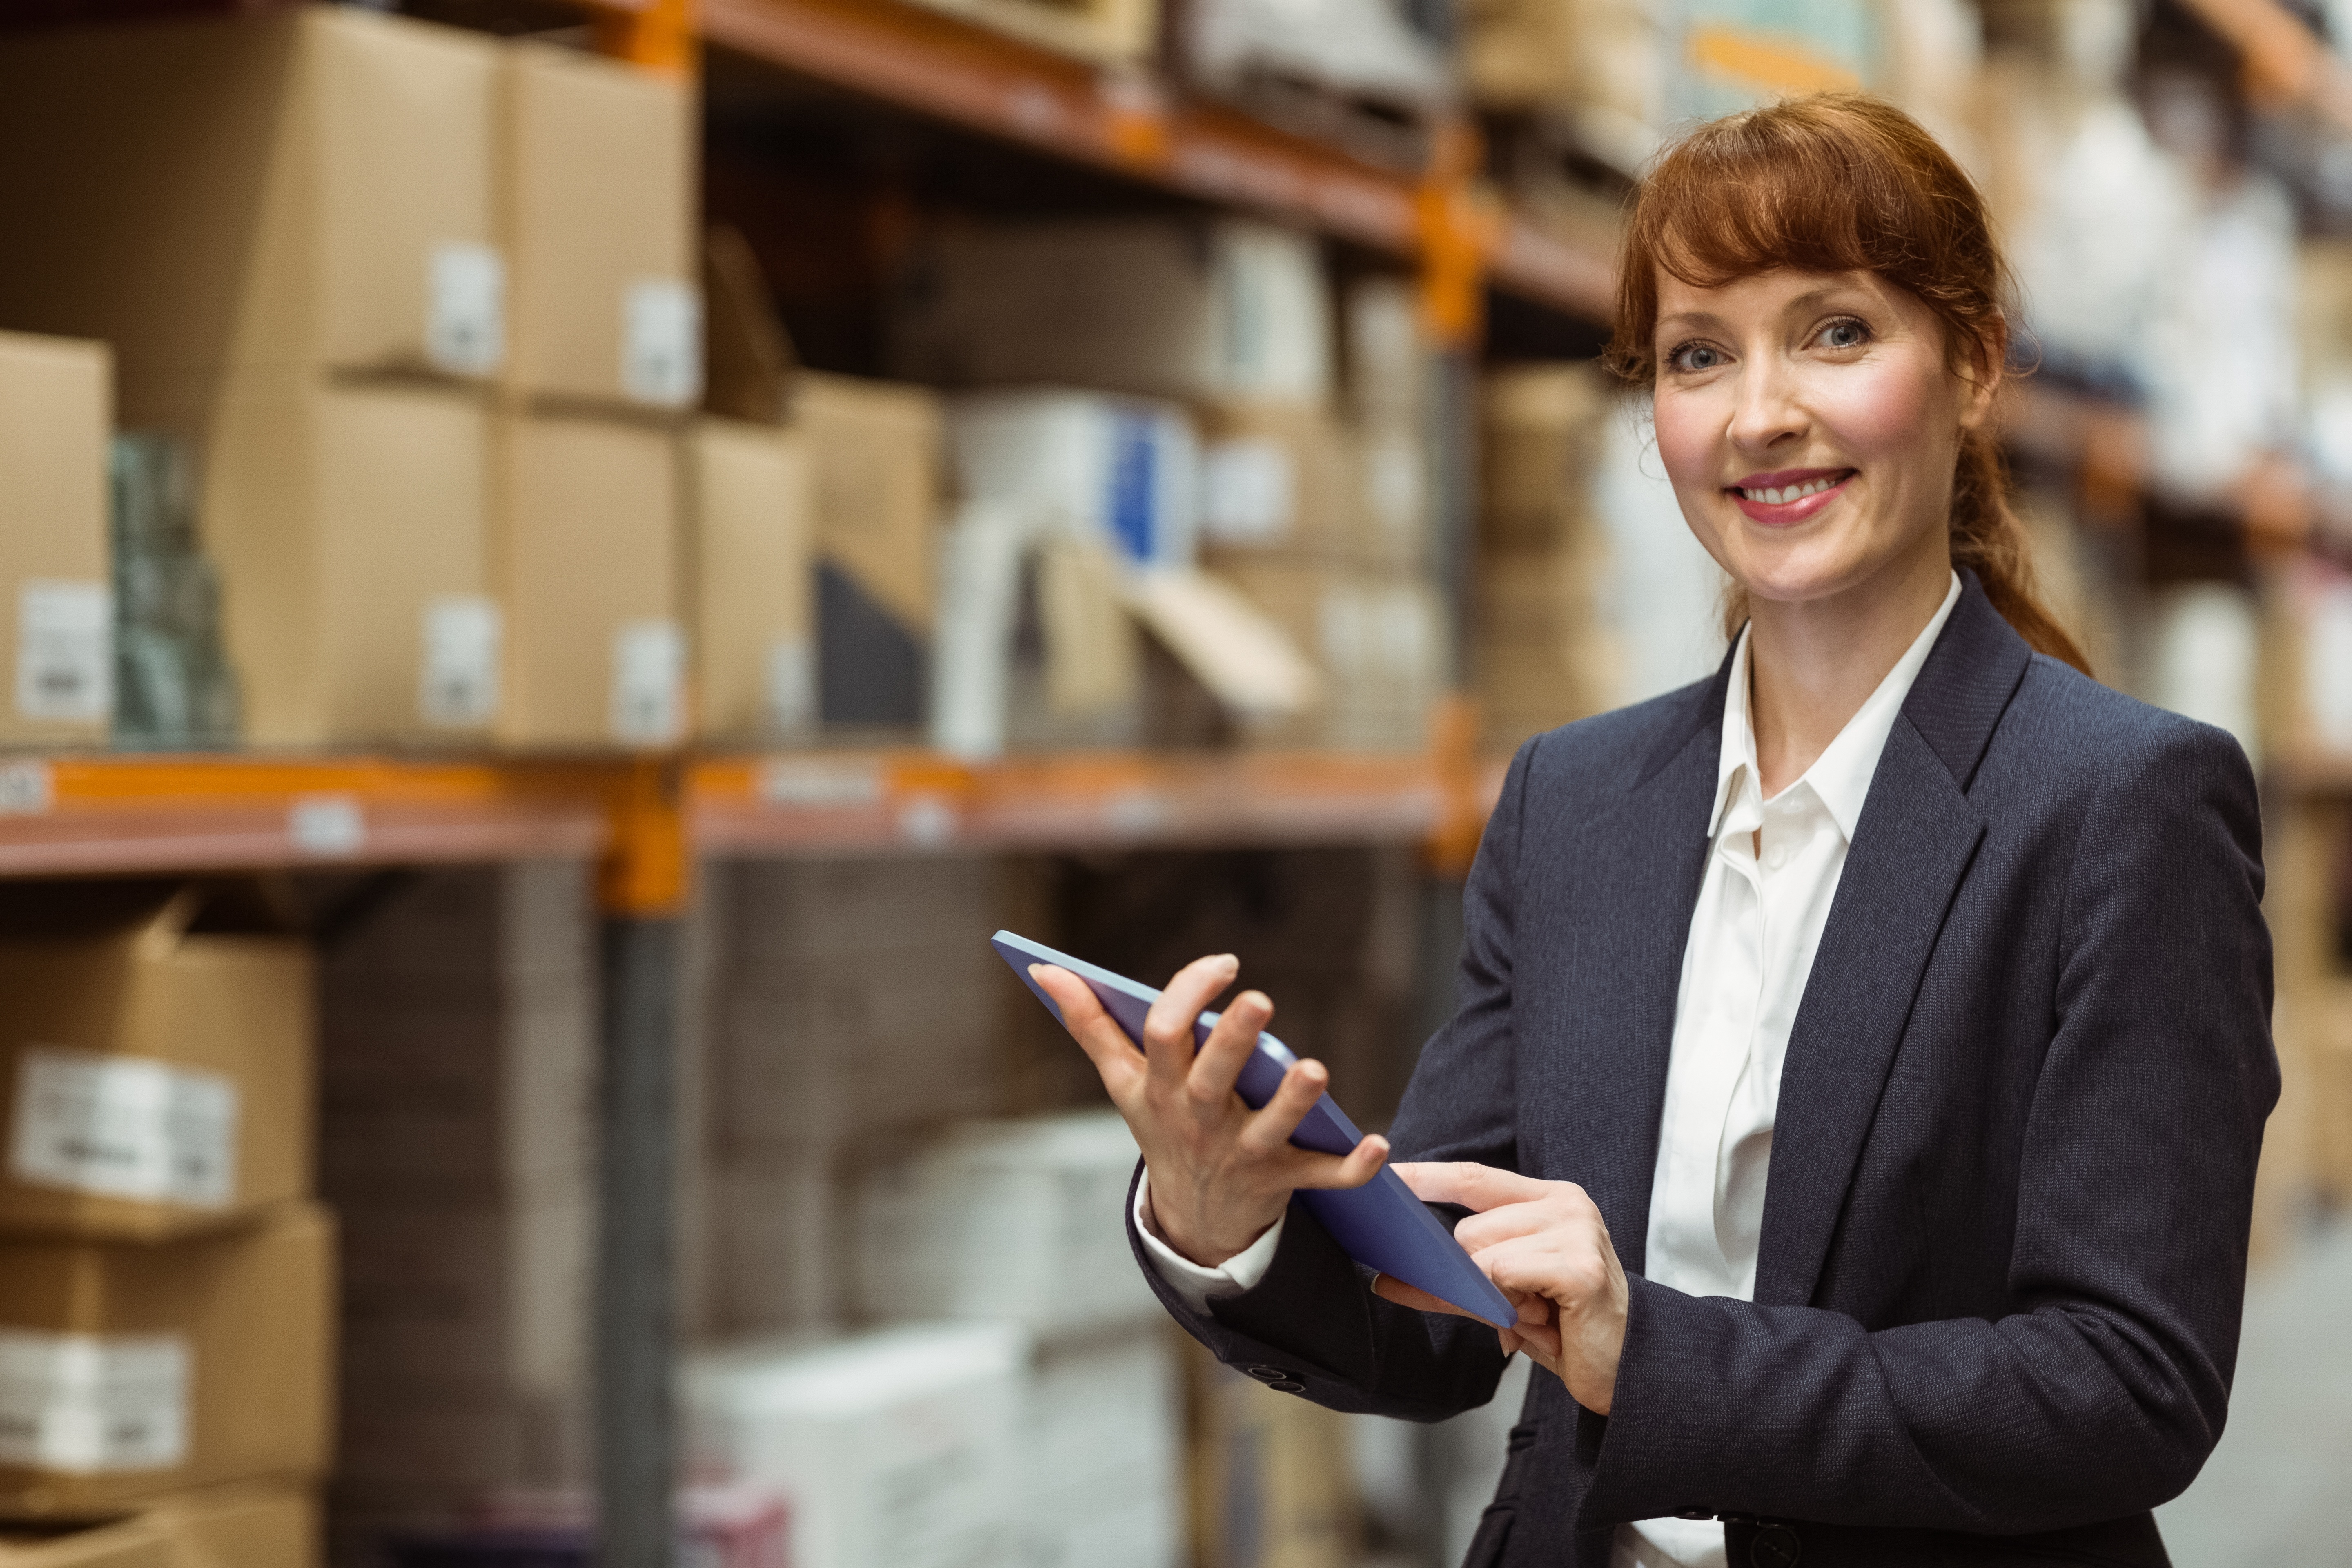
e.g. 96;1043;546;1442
1707;571;1964;842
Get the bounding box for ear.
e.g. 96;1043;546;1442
1955;319;2005;434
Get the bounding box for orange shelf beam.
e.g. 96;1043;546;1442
0;748;1511;876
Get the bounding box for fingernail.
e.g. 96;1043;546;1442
1215;953;1238;974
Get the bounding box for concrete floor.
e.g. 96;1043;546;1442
2155;1217;2352;1566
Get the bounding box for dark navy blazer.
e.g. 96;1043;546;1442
1130;575;2277;1567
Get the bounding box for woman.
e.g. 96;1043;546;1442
1035;95;2274;1567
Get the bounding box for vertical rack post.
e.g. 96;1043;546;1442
595;757;691;1568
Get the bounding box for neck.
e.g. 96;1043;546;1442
1745;542;1953;797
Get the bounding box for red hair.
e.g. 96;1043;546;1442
1604;93;2092;675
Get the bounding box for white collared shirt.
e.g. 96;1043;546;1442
1141;575;1965;1566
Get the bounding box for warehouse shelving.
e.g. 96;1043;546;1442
0;746;1497;878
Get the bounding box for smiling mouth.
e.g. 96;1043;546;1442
1731;470;1854;503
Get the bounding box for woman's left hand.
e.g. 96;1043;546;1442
1370;1163;1630;1415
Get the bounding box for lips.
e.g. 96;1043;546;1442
1726;468;1854;526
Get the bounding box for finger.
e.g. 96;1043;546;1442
1235;1057;1331;1156
1456;1194;1592;1254
1369;1272;1484;1321
1142;954;1238;1089
1391;1161;1559;1213
1029;965;1146;1102
1286;1133;1388;1191
1189;989;1271;1108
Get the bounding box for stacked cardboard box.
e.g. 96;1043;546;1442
1474;365;1617;755
853;1111;1183;1568
898;0;1160;63
0;334;113;749
0;885;330;1564
0;9;503;748
688;856;1047;1338
1189;1341;1361;1568
316;865;595;1561
685;1323;1029;1568
494;40;698;750
686;420;816;747
0;10;701;751
892;219;1332;407
795;375;945;733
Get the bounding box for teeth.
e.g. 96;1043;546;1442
1743;476;1839;503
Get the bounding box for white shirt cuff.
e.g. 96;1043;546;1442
1133;1167;1285;1316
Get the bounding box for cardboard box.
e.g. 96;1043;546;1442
685;1323;1028;1568
891;219;1332;405
501;43;699;410
687;421;816;746
949;391;1200;570
898;0;1159;63
797;376;940;636
0;334;111;748
0;1204;335;1514
493;410;684;750
0;9;501;394
139;374;496;748
855;1111;1157;1337
0;890;312;1243
1020;1330;1183;1568
0;1521;163;1568
149;1482;316;1568
1188;1339;1360;1568
796;375;940;729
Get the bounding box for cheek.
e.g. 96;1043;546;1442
1813;356;1945;480
1649;390;1720;506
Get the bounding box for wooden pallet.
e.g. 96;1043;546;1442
898;0;1160;65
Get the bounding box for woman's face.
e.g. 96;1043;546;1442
1648;267;1995;613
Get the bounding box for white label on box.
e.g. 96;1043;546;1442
15;582;112;724
0;763;51;816
1201;439;1294;544
0;1330;189;1473
621;278;704;408
427;241;507;376
764;639;814;735
9;1047;239;1209
420;595;503;729
610;620;686;746
290;794;366;856
757;757;883;808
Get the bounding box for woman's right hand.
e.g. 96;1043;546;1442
1031;952;1390;1268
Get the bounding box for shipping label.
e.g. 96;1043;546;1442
0;1330;189;1474
427;241;507;377
610;620;686;746
621;278;704;408
15;581;112;724
9;1047;239;1209
420;595;503;729
764;638;814;735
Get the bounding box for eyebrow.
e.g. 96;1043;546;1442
1653;283;1877;339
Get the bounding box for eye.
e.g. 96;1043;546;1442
1818;316;1871;351
1666;340;1726;373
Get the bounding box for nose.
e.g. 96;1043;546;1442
1726;355;1806;456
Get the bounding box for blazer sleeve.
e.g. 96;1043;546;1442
1124;733;1541;1423
1580;719;2279;1531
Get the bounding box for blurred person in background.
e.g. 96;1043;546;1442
1036;94;2274;1568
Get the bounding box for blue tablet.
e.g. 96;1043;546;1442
992;930;1518;1330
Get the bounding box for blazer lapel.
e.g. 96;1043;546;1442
1538;661;1728;1276
1753;578;2031;1306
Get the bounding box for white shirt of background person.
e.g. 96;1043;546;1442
1138;572;1964;1568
